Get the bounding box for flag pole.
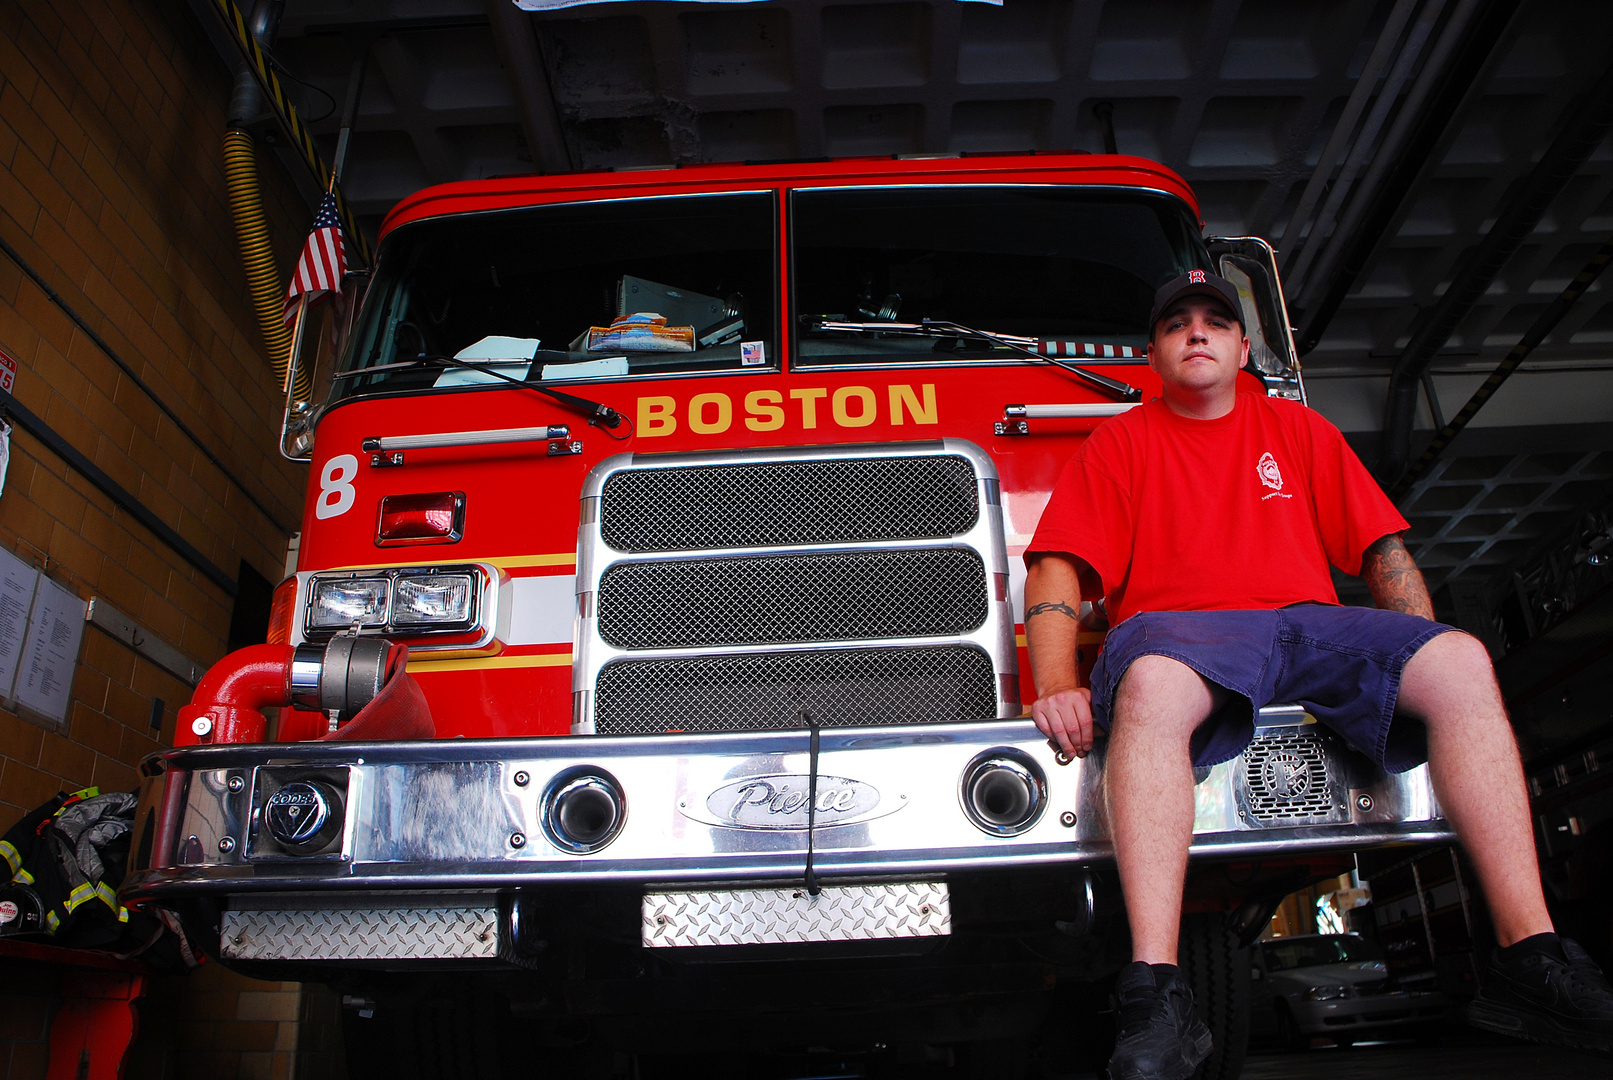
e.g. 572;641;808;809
278;293;313;458
285;293;311;397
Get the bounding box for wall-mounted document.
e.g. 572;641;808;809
15;574;86;730
0;547;39;704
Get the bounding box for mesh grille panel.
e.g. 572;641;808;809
598;548;988;649
593;646;998;734
600;455;979;552
1242;729;1334;823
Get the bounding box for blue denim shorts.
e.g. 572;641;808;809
1088;606;1454;772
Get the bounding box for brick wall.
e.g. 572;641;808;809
127;963;347;1080
0;0;307;814
0;1;334;1076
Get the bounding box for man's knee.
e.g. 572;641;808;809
1113;654;1223;732
1409;629;1495;682
1400;630;1503;720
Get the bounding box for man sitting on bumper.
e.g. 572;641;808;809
1024;270;1613;1080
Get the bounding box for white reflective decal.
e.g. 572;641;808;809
505;575;577;645
315;454;359;519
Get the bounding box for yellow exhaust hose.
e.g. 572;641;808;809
223;128;309;399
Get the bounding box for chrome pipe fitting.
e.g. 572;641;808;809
960;748;1048;836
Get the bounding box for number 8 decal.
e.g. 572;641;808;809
316;454;359;519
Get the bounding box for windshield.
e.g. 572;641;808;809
1262;935;1383;971
792;186;1207;366
335;192;777;400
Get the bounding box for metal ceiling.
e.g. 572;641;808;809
227;0;1613;609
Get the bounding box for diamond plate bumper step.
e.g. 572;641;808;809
642;882;950;948
220;907;499;961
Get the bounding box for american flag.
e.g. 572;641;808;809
283;192;347;326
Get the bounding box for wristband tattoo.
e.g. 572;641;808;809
1025;601;1080;621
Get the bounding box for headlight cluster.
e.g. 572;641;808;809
309;578;390;628
306;567;481;637
1303;983;1351;1001
392;574;474;625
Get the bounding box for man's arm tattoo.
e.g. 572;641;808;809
1361;534;1435;620
1025;601;1080;621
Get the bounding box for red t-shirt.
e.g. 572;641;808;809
1027;393;1408;626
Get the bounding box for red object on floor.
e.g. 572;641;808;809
44;970;146;1080
0;940;149;1080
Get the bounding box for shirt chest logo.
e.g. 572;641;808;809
1258;452;1292;500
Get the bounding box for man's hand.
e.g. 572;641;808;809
1024;552;1102;759
1032;686;1095;758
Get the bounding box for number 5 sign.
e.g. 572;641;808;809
0;348;16;394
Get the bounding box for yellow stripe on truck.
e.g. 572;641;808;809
408;654;572;674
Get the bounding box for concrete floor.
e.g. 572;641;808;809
1242;1036;1609;1080
619;1030;1609;1080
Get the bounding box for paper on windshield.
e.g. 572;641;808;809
456;336;542;360
540;356;629;381
434;336;542;387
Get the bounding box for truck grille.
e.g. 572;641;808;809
578;443;1016;735
598;548;988;649
593;646;999;735
599;454;979;552
1240;728;1334;823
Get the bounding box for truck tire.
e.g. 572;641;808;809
1178;913;1250;1080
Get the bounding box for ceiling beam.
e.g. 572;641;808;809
1375;55;1613;485
1292;0;1522;355
484;0;574;173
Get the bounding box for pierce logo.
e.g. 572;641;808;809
1187;269;1206;284
680;773;907;830
1257;452;1284;492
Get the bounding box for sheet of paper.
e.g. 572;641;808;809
434;361;532;388
454;336;542;360
433;336;543;387
0;547;39;703
539;356;629;381
14;575;86;729
0;419;11;496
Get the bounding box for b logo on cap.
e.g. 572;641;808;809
1188;270;1206;284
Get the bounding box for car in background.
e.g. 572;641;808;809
1250;932;1450;1048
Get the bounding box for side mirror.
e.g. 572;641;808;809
1205;236;1305;404
281;274;369;461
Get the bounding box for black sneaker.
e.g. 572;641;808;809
1468;936;1613;1055
1107;961;1213;1080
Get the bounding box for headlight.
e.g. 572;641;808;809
392;573;474;626
1304;983;1350;1001
308;577;389;629
300;565;493;650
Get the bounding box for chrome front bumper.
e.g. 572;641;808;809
122;717;1452;902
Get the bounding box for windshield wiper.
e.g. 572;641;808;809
335;355;625;430
803;317;1142;403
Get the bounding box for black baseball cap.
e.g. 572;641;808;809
1148;270;1245;339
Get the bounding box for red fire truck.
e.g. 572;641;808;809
122;154;1451;1078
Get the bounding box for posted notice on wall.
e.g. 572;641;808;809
0;547;39;704
14;573;86;730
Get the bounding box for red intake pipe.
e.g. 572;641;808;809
176;644;294;746
176;639;435;745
